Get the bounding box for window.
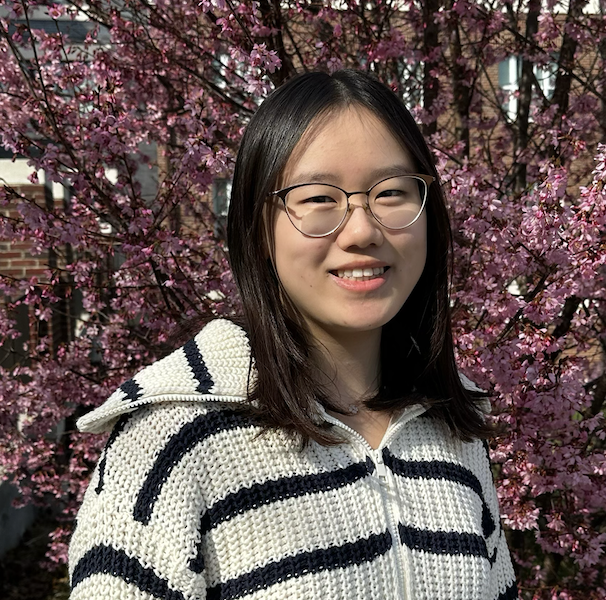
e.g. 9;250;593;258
400;61;425;110
212;178;231;235
498;56;557;121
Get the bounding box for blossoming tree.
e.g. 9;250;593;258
0;0;604;597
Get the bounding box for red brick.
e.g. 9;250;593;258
2;268;25;277
7;259;47;268
4;243;37;251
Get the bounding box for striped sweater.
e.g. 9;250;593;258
69;318;519;600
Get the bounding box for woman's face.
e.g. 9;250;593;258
270;106;427;343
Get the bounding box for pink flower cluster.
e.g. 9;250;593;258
0;1;604;597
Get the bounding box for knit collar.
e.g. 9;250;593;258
77;318;482;435
77;319;254;434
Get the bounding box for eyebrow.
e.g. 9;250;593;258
287;165;416;187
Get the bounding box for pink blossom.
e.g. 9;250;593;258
0;1;605;596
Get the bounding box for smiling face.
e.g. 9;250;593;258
270;106;428;345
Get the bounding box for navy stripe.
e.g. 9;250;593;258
206;531;392;600
95;414;131;494
134;410;254;525
488;544;498;565
398;523;488;559
199;459;374;536
482;507;496;538
71;544;185;600
183;339;213;393
382;451;496;538
190;459;374;572
497;581;519;600
120;378;143;402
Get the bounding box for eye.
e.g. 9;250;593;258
303;195;338;204
376;188;407;198
375;188;410;205
373;178;421;205
286;184;341;207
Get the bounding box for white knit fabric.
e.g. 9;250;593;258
69;319;518;600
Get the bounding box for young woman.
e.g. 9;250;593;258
69;70;518;600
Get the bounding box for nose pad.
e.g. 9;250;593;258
336;200;384;249
346;203;372;215
344;201;378;226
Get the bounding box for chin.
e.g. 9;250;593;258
331;316;395;334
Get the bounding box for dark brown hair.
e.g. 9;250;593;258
227;69;491;444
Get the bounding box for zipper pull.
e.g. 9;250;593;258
374;453;388;479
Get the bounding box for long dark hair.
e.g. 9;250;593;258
227;69;491;444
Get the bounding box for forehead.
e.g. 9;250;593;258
280;106;416;187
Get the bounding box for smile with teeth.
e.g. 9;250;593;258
334;266;388;280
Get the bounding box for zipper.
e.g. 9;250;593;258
319;410;415;600
374;451;388;479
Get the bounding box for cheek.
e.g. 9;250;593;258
394;219;427;266
272;213;305;284
272;211;295;263
272;214;328;287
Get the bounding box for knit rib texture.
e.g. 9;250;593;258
69;319;519;600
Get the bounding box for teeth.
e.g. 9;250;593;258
336;267;386;280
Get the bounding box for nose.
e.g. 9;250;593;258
336;195;383;249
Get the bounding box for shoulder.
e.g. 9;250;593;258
69;401;264;595
84;401;261;501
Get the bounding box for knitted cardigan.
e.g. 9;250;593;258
69;319;519;600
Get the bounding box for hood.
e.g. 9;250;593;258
77;319;254;434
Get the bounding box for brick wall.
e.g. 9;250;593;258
0;183;49;281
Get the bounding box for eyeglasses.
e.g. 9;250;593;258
269;174;435;237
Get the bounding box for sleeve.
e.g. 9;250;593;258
68;404;209;600
477;440;519;600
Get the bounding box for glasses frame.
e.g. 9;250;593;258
269;173;436;238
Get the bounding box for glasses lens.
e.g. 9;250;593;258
369;176;427;229
284;184;347;236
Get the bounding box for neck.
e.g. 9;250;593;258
310;326;382;411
